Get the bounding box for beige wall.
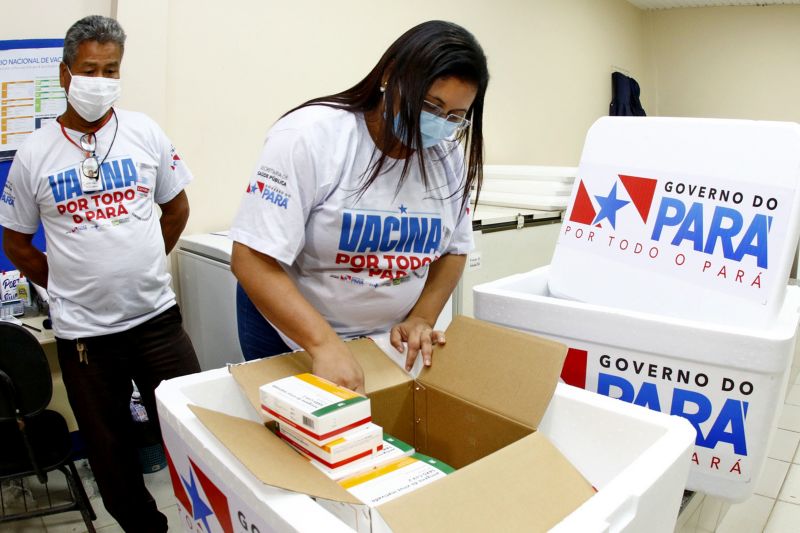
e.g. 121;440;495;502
646;5;800;123
7;1;649;236
2;0;111;39
10;3;800;238
115;0;649;235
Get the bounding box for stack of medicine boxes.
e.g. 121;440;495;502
260;373;416;481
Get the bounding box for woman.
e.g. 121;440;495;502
230;20;489;392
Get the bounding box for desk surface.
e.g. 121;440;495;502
18;314;55;345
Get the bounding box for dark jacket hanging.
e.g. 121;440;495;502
609;71;646;117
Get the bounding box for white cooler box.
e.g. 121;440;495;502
474;265;800;502
157;368;694;532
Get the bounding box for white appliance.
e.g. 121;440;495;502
176;232;244;371
455;165;576;317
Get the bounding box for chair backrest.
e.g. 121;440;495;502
0;322;52;421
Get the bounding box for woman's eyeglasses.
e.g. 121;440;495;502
79;133;99;179
422;100;471;130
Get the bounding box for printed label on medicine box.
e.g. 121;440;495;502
559;164;794;304
561;344;771;482
338;453;455;507
161;423;267;533
277;422;383;470
260;373;371;445
310;433;416;481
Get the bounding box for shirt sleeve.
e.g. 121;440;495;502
437;145;474;255
443;202;474;255
0;152;41;234
229;127;321;266
153;126;193;204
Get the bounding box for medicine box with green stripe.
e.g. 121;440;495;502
259;373;371;445
338;453;455;506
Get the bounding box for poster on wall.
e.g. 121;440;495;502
0;39;65;161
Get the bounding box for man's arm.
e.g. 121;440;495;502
2;228;48;288
158;190;190;254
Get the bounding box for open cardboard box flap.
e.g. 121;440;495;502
422;315;567;428
192;316;594;530
378;432;595;532
188;405;360;504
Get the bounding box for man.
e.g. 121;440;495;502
0;15;200;532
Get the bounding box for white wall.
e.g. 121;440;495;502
10;3;800;239
646;5;800;123
2;0;111;39
116;0;650;235
4;1;651;236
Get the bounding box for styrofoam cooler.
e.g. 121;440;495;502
156;366;694;532
549;117;800;329
474;266;800;501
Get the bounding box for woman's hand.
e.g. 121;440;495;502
390;316;446;371
310;339;366;394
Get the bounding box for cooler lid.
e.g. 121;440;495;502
475;165;577;211
177;231;233;263
471;204;561;231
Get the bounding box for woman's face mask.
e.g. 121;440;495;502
66;67;121;122
392;112;459;149
418;111;459;148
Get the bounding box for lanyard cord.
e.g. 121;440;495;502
59;109;118;164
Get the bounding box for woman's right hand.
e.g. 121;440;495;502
232;244;366;393
310;339;366;394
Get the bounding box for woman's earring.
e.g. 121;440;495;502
379;84;386;93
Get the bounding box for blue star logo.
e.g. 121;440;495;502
181;469;214;532
398;204;408;214
591;183;630;229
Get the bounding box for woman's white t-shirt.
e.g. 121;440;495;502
230;106;473;346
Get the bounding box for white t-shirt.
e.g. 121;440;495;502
230;106;473;347
0;109;192;339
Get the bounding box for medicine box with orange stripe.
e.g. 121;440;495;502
259;373;371;445
308;432;416;481
338;453;454;506
276;421;383;471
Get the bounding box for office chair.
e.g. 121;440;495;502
0;321;96;532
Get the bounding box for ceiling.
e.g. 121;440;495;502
628;0;800;9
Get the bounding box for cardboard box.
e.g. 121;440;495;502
260;373;371;445
474;265;800;501
338;453;454;506
276;421;383;471
157;359;695;532
186;316;597;531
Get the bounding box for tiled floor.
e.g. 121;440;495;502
1;460;180;532
676;346;800;533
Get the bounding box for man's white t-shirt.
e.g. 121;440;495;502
0;109;192;339
230;106;473;347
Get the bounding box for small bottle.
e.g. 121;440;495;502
17;275;36;317
130;391;149;422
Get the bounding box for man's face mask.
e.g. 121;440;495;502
66;67;121;122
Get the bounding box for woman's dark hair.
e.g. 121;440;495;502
287;20;489;211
